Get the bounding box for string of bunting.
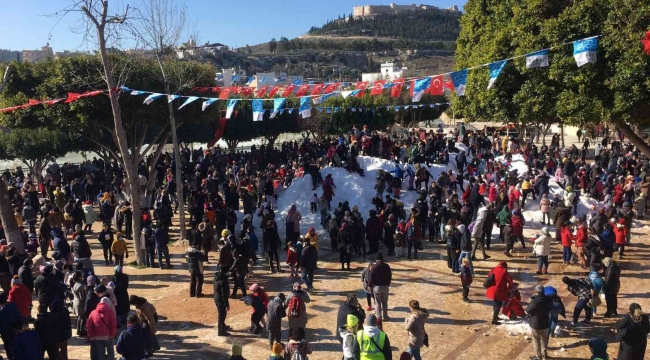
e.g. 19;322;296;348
0;35;600;116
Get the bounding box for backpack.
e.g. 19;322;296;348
287;295;303;318
406;223;417;240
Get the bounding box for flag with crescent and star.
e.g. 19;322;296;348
370;80;386;96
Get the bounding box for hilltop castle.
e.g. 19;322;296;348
353;3;459;18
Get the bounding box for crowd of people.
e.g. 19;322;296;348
0;121;649;360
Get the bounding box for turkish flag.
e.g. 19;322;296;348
268;86;281;97
429;75;444;95
256;86;270;98
240;87;254;97
643;31;650;55
370;80;386;96
208;117;229;147
355;81;369;97
391;79;404;98
311;84;324;96
323;83;338;94
282;85;296;97
219;87;232;99
444;78;454;91
295;84;310;97
408;79;417;97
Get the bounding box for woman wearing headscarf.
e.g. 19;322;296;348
602;257;620;317
485;261;513;325
615;303;650;360
285;204;302;249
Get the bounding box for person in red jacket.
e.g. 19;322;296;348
86;297;117;360
574;218;588;267
485;261;514;325
511;210;525;249
8;276;32;319
613;218;628;258
561;222;574;265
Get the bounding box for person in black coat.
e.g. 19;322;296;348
185;245;207;298
263;221;281;273
603;257;621;317
336;293;366;342
299;238;317;292
85;284;105;320
615;303;650;360
112;266;130;322
525;285;554;360
337;223;353;270
51;299;71;358
116;313;151;360
213;270;231;337
18;258;34;293
33;304;59;359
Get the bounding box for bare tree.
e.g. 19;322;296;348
136;0;196;239
0;66;25;253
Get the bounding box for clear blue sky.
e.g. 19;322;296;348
0;0;465;52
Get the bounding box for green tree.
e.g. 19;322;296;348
269;38;277;54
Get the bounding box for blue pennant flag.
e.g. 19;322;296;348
226;99;238;118
120;85;131;92
178;96;199;110
573;36;598;67
394;106;400;112
300;97;312;118
404;105;410;110
252;99;264;121
293;78;302;85
488;60;508;89
143;93;165;105
451;69;468;96
351;107;356;112
270;98;286;119
168;94;181;103
412;77;432;102
202;98;217;111
526;49;549;68
279;109;286;115
317;107;323;112
334;107;340;112
288;108;294;114
326;108;332;114
313;93;335;105
130;90;146;96
429;104;435;108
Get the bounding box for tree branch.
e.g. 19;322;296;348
137;123;171;164
0;66;12;94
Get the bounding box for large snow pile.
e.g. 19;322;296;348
499;316;567;337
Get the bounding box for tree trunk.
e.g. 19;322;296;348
95;23;144;264
560;123;565;148
541;126;550;146
164;83;186;240
266;135;278;150
143;134;169;209
0;66;23;253
614;120;650;158
0;179;24;253
226;140;239;154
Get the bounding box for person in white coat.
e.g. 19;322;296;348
533;227;553;275
82;200;98;232
471;205;491;261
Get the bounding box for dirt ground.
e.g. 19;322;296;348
45;212;648;360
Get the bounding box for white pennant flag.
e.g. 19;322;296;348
143;93;164;105
168;94;180;103
178;96;199;110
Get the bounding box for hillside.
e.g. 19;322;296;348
308;9;461;41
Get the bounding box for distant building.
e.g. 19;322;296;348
54;50;89;58
247;72;304;89
362;62;405;82
177;38;227;59
353;3;459;18
22;44;53;63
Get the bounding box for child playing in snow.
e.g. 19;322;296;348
310;193;318;214
502;283;525;320
460;257;473;302
286;241;299;277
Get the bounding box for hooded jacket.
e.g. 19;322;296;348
86;299;117;340
185;247;207;275
336;300;366;342
71;234;92;259
525;294;553;330
471;207;488;238
533;232;552;257
8;283;32;318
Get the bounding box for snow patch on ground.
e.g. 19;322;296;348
500;316;567;337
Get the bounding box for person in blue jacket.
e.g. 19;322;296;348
0;292;23;360
116;313;151;360
544;286;566;338
12;319;41;360
389;164;404;180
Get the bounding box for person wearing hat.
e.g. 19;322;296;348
369;253;392;320
588;337;609;360
533;227;552;275
185;244;207;298
285;328;313;360
266;293;286;348
110;232;129;267
485;261;513;325
8;275;31;319
86;297;117;360
269;341;284;360
112;266;130;324
602;257;621;317
340;313;360;360
0;291;22;359
615;303;650;360
116;313;151;360
228;343;246;360
525;285;553;360
354;314;392;360
336;294;366;343
33;263;58;311
287;282;311;336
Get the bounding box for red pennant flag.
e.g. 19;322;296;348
295;84;310;97
444;78;455;91
64;93;83;103
409;79;417;97
355;81;369;97
370;80;386;96
44;98;65;106
311;84;324;96
255;86;270;98
391;79;404;98
281;85;296;98
219;87;232;99
429;75;444;95
323;83;338;94
240;87;254;97
643;31;650;55
0;105;27;113
28;99;42;105
268;86;281;97
211;87;220;93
